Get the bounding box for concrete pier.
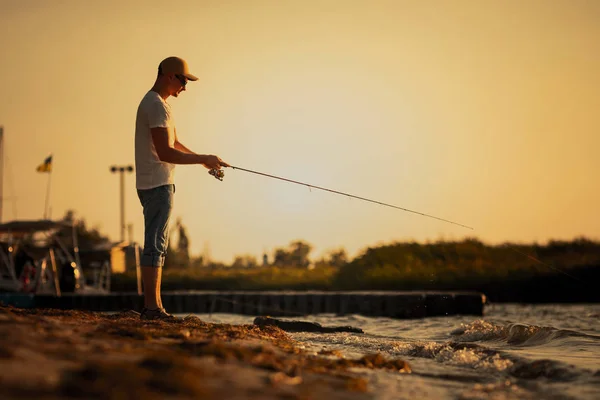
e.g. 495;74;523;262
0;291;486;318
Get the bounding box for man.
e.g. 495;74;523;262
135;56;229;320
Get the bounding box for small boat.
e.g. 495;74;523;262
0;219;111;295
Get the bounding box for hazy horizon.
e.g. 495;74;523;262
1;0;598;263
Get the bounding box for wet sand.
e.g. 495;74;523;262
0;306;410;399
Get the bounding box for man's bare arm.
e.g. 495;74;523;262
152;127;227;168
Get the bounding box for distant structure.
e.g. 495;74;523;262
202;241;211;266
175;218;190;264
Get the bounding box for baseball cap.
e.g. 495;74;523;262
159;56;198;81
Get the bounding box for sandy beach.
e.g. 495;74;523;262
0;306;410;399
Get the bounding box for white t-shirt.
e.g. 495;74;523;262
135;91;176;190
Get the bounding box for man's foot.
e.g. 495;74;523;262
140;307;176;321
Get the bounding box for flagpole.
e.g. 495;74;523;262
44;167;52;220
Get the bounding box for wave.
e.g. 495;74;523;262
394;340;515;372
449;320;600;346
296;332;600;391
294;332;600;385
291;332;515;372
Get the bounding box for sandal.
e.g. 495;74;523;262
140;307;176;321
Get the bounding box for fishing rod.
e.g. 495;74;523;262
208;166;473;230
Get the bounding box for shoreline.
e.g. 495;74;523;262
7;291;484;319
0;306;410;399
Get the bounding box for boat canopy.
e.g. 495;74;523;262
0;219;72;235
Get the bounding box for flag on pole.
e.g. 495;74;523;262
36;155;52;173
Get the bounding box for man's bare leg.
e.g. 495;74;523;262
156;267;163;309
141;266;161;309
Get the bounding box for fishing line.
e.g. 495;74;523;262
504;243;584;283
211;165;473;230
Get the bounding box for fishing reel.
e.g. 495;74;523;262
209;168;225;181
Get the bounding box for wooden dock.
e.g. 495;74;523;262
0;291;486;318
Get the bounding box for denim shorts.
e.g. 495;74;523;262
137;184;175;268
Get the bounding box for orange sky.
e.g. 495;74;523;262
0;0;599;263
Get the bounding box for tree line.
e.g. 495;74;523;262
55;211;600;301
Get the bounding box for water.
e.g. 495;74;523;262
191;304;600;399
